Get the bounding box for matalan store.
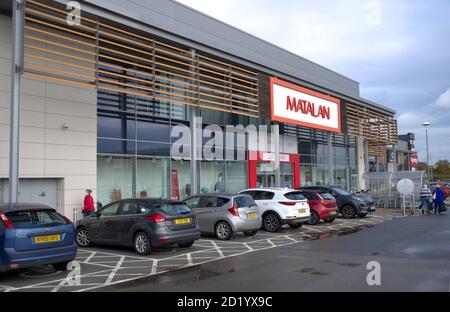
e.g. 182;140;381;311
0;0;398;219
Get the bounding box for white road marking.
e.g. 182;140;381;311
105;256;125;285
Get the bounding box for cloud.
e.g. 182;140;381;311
434;88;450;108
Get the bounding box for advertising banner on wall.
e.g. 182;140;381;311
409;153;419;170
270;77;341;132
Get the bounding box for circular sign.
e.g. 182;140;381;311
396;179;415;195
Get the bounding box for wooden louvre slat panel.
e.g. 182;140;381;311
23;0;259;118
346;103;398;157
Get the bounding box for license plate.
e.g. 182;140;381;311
175;218;191;225
247;213;257;219
299;209;306;214
330;211;337;215
35;234;61;244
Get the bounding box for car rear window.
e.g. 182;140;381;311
320;192;335;200
155;203;191;216
6;210;68;229
284;192;306;200
234;196;256;208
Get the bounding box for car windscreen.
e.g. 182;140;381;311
155;203;191;216
234;196;256;208
6;210;68;229
320;192;335;200
284;191;306;200
331;187;351;196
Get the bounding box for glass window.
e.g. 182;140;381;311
100;202;121;216
136;120;170;143
137;142;170;157
284;192;306;200
6;210;67;228
155;203;191;216
199;196;219;208
120;202;139;215
225;161;247;193
234;195;256;208
253;191;274;200
199;161;225;194
97;156;134;207
184;197;201;209
319;192;335;200
98;115;135;140
172;160;191;199
136;157;169;199
98;139;135;155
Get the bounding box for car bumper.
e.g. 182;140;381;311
1;244;77;272
359;205;376;213
282;216;311;224
230;217;262;233
150;229;201;247
320;208;339;220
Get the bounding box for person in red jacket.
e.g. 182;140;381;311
82;189;96;218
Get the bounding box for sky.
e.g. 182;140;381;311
176;0;450;164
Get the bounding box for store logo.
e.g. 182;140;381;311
66;1;81;26
271;78;341;133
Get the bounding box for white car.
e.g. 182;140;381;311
238;188;311;232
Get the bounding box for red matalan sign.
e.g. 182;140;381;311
270;77;341;132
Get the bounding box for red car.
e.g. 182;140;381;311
297;189;339;225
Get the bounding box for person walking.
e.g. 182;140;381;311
419;184;432;214
432;185;445;215
82;189;96;218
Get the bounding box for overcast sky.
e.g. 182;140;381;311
177;0;450;164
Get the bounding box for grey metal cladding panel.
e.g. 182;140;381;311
82;0;360;97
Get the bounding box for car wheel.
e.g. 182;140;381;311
243;230;258;236
76;227;91;247
53;261;70;272
263;213;281;232
134;232;152;255
289;223;303;229
341;205;356;219
358;213;368;218
215;221;233;240
307;211;320;225
178;241;195;248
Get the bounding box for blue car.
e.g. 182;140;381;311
0;203;77;272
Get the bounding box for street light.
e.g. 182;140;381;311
421;121;431;184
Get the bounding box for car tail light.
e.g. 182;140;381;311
279;201;296;206
228;204;239;217
0;212;13;229
144;213;166;223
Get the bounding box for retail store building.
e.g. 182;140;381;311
0;0;398;218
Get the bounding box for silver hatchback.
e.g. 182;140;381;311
183;193;261;240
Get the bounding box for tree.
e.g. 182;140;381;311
433;160;450;181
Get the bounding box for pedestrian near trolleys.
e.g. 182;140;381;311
432;185;445;215
82;189;96;218
419;184;432;214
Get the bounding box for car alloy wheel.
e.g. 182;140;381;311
341;205;356;219
76;228;91;247
307;211;320;225
215;221;232;240
134;232;151;255
264;213;281;232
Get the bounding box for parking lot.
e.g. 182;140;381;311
0;213;404;292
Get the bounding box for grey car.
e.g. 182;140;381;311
183;194;261;240
75;198;200;255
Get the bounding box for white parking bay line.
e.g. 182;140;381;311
105;256;125;285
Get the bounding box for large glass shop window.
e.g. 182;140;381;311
97;155;134;207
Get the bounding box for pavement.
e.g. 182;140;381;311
0;211;403;292
100;210;450;292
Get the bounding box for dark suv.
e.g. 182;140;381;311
299;186;375;219
75;198;200;255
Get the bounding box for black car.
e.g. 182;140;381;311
299;186;375;219
75;198;201;255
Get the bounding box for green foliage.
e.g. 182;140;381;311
433;160;450;181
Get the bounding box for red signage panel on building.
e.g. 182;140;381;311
270;77;341;132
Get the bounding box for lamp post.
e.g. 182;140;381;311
422;121;431;184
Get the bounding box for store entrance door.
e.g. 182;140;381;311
248;151;300;189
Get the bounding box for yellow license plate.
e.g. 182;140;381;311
247;213;257;219
299;209;306;214
330;211;337;215
35;234;61;244
175;218;191;225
